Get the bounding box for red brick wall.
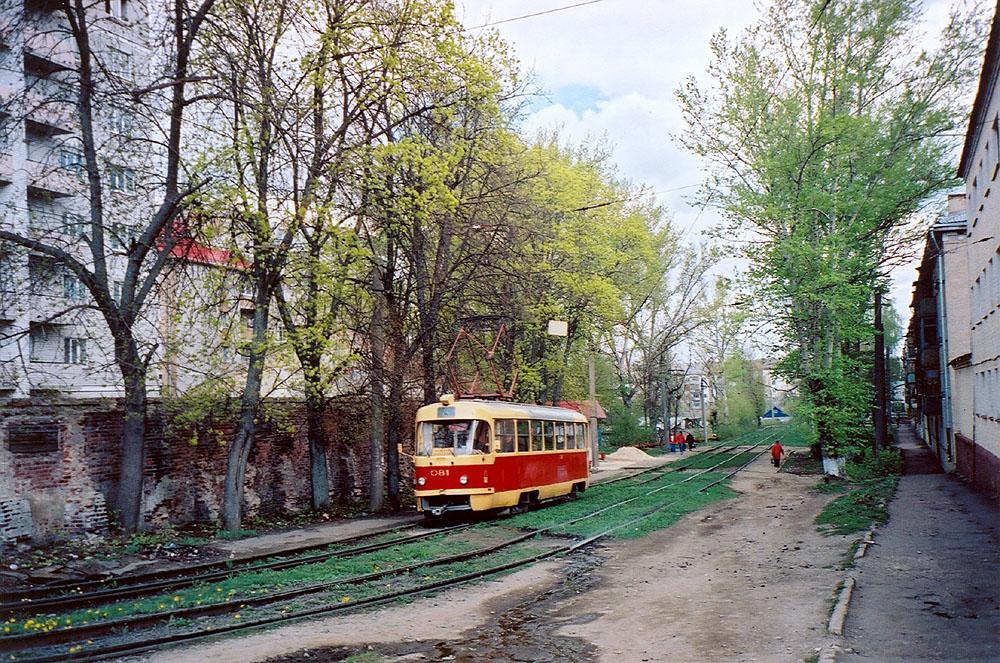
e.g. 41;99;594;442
954;433;1000;499
1;397;418;540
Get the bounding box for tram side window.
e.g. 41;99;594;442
566;423;576;449
578;423;587;448
517;420;530;452
543;421;554;450
531;420;543;451
555;422;566;450
497;419;515;453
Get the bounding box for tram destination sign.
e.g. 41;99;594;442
437;407;455;417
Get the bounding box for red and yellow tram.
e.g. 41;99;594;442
410;394;590;517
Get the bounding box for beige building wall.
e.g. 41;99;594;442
957;13;1000;494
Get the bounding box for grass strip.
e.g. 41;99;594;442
815;477;898;536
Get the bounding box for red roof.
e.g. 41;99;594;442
160;216;246;268
556;400;607;419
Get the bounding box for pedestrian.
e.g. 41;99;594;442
685;431;696;451
672;430;686;454
770;439;785;469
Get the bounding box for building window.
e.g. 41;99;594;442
7;422;60;454
64;338;86;364
108;165;135;193
110;222;136;250
108;109;133;136
106;48;132;81
62;211;87;236
105;0;128;21
59;150;84;177
62;273;86;300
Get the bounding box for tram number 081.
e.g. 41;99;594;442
430;469;450;477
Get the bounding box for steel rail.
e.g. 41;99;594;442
5;448;765;660
0;523;471;618
2;520;427;602
12;447;772;663
3;433;770;615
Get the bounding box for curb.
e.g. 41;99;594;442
827;576;855;635
819;525;877;661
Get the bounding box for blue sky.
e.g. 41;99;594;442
457;0;970;322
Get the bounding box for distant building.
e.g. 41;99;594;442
905;193;968;471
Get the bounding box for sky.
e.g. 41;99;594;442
456;0;969;324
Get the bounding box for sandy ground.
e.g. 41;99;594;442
130;453;852;663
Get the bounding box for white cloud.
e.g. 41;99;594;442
458;0;968;316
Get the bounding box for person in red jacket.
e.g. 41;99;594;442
770;439;785;469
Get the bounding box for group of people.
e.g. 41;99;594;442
667;430;696;453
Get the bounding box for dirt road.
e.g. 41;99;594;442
137;454;851;663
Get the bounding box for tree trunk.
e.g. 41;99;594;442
306;389;330;511
873;290;886;452
422;342;437;404
113;342;147;532
386;368;403;508
222;296;269;532
369;275;386;512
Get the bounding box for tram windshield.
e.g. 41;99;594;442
416;419;490;456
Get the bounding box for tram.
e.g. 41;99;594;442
410;394;590;517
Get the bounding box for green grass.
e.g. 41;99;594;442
498;471;737;539
815;477;898;536
3;533;496;634
677;450;758;470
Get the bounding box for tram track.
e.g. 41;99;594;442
3;432;771;617
0;523;471;617
3;444;771;663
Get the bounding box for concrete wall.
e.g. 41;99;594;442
0;397;416;541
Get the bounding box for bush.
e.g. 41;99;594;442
846;447;903;480
606;403;656;447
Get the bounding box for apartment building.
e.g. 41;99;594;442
0;0;160;398
908;8;1000;496
905;194;969;471
956;6;1000;495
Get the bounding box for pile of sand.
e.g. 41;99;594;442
604;446;652;461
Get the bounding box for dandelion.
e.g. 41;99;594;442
234;614;241;619
173;596;181;602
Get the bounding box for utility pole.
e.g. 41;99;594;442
700;377;708;445
589;355;598;470
660;369;668;447
873;290;886;452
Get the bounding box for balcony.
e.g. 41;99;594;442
23;28;76;76
0;153;12;186
0;289;20;323
0;363;18;395
25;159;79;199
24;91;74;136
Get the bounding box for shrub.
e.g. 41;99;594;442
846;447;903;480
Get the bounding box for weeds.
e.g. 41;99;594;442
815;477;897;536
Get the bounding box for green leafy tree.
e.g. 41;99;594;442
677;0;985;455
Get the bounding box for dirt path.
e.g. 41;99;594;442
134;455;851;663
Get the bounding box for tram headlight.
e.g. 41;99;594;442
459;475;468;485
417;477;426;486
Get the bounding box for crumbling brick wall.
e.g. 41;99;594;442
0;396;417;541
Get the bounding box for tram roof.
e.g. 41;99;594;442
415;398;588;423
